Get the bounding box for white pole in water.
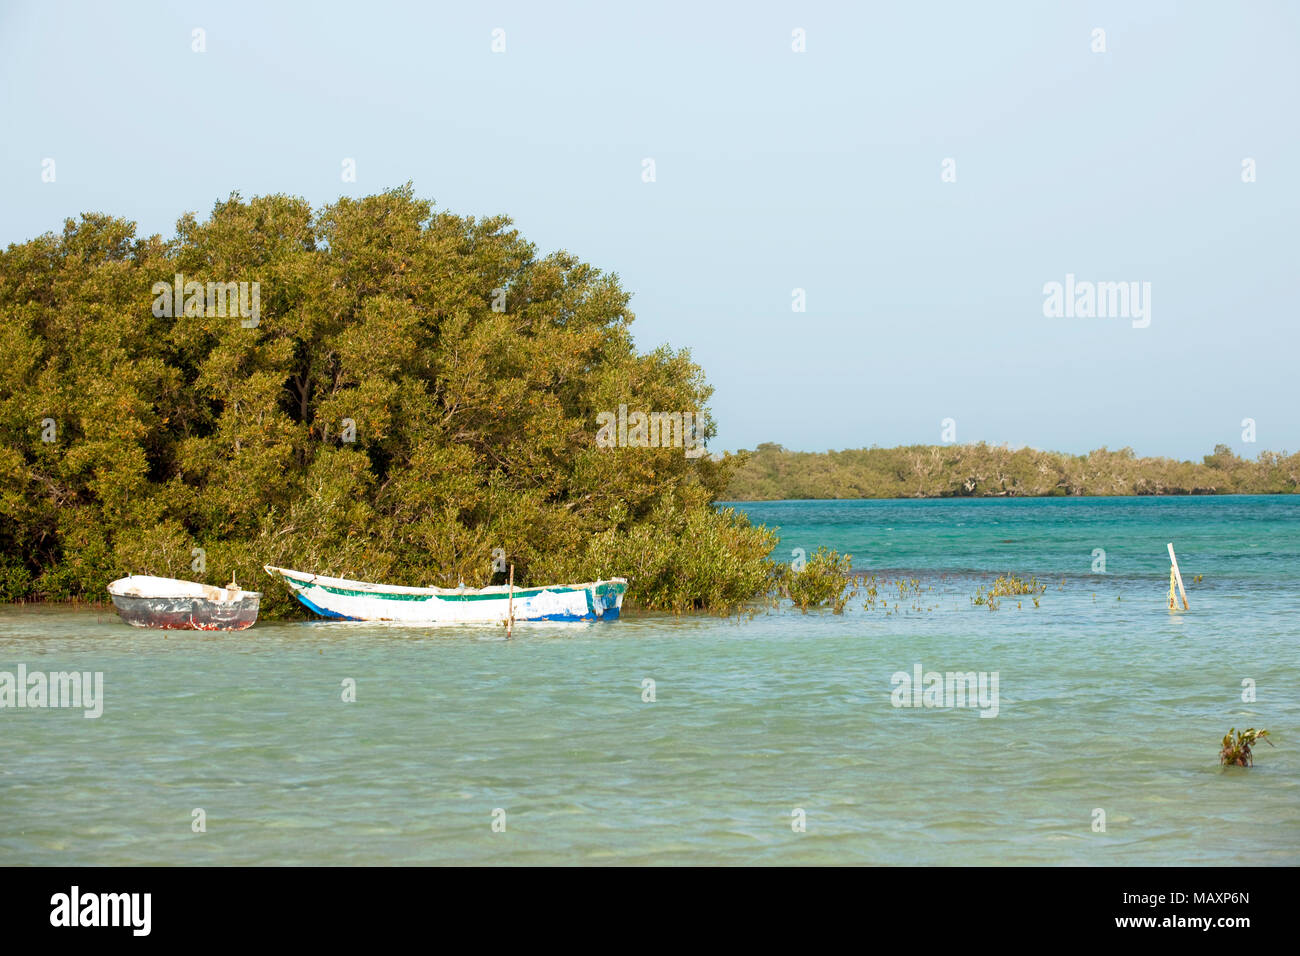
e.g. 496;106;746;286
507;563;514;638
1167;542;1189;610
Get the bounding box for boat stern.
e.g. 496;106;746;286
591;578;628;620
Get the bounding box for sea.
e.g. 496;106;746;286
1;496;1296;865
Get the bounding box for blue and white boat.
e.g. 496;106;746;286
263;565;627;624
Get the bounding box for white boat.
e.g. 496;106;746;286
263;565;627;624
107;575;261;630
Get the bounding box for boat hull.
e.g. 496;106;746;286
107;576;261;631
264;566;626;624
109;594;261;630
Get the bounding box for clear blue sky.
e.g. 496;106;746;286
2;1;1296;458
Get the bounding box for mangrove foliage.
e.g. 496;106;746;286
0;187;777;616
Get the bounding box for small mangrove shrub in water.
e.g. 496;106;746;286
990;574;1046;597
1220;727;1272;767
780;547;855;613
859;576;937;614
973;573;1046;611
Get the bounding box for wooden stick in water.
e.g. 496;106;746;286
507;563;514;638
1167;542;1189;610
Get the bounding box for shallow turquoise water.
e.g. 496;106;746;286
1;496;1297;865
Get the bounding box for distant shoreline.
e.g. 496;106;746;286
723;442;1299;501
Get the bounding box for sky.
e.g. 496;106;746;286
1;0;1296;459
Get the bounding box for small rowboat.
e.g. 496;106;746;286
107;576;261;630
263;565;627;624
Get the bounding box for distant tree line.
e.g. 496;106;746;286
725;442;1300;500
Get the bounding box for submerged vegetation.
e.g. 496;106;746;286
974;574;1046;610
1220;728;1272;767
0;187;777;617
727;442;1300;500
988;574;1047;597
778;560;1052;616
861;575;938;614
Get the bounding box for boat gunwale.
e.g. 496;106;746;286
107;575;262;602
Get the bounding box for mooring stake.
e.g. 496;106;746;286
1167;542;1189;610
506;563;514;638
